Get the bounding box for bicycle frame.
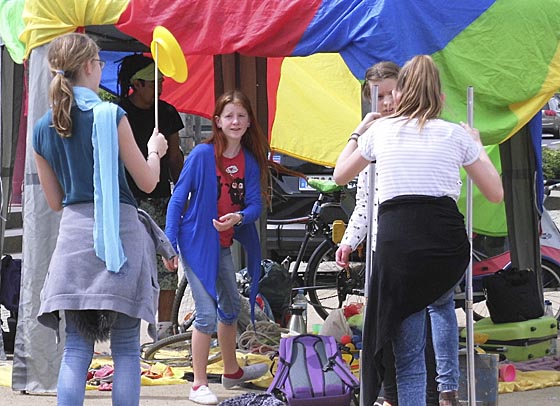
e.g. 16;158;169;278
268;192;344;288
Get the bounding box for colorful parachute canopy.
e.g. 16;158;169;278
5;0;560;236
112;0;560;154
0;0;25;63
457;145;506;236
10;0;560;163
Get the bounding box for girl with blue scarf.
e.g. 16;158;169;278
33;33;169;405
164;90;271;404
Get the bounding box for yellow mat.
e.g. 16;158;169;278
4;356;558;394
499;370;560;393
0;363;11;387
0;352;274;389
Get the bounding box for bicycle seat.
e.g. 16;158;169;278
306;178;345;194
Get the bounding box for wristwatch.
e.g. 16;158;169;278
235;211;244;226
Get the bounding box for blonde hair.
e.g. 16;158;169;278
393;55;443;129
47;33;99;137
361;61;400;101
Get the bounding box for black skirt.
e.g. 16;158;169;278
361;195;470;405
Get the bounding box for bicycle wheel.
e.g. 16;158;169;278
306;240;366;320
171;276;196;334
142;331;221;367
471;259;560;321
542;260;560;320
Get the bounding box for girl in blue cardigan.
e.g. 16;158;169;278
164;90;271;404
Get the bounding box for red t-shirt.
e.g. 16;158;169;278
216;152;245;247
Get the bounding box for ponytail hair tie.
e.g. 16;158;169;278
54;69;65;76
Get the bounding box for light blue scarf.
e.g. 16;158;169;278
73;86;126;272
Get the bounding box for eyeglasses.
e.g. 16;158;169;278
93;59;106;70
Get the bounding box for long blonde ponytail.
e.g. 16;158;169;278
47;33;99;137
393;55;443;129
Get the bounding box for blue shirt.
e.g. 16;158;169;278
33;106;136;207
165;143;263;319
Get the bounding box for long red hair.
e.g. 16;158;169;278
204;90;271;203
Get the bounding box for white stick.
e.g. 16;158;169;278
465;86;477;406
154;43;159;131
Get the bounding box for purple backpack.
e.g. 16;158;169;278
267;334;359;406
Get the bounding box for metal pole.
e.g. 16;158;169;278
465;86;477;406
360;84;378;406
364;84;378;299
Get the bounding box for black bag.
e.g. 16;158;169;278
258;259;292;324
482;268;544;323
0;254;22;313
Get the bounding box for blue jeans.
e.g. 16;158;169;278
57;312;141;406
184;247;241;334
393;288;458;406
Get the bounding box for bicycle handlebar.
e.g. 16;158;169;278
267;216;309;225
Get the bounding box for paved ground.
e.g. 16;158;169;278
0;367;558;405
3;384;557;406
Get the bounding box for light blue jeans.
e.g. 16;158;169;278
57;312;141;406
393;288;459;406
184;247;241;334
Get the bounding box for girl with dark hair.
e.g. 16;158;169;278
337;60;439;406
117;54;185;339
33;33;170;405
336;60;400;268
334;55;503;406
164;90;270;404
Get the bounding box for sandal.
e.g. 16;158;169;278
439;390;459;406
94;365;114;383
98;382;113;391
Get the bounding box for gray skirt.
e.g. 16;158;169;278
37;203;159;333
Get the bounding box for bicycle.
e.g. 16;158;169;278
266;178;368;321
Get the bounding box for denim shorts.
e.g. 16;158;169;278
183;247;241;334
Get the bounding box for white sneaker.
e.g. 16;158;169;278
189;385;218;405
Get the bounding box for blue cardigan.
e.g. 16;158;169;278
165;143;263;318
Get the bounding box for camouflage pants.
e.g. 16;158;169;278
138;197;178;291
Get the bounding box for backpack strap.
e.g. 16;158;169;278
266;336;294;394
319;335;360;389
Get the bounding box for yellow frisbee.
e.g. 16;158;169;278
151;26;188;83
